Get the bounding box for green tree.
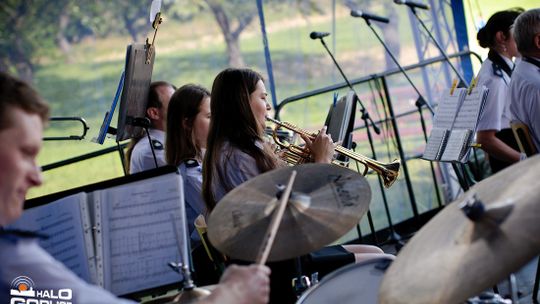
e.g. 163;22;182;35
0;1;63;81
191;0;322;67
0;0;107;81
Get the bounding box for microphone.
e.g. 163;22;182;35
393;0;430;11
350;10;389;24
310;31;330;39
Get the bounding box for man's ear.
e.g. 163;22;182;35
146;107;160;120
534;33;540;50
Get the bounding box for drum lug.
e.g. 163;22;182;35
292;275;313;297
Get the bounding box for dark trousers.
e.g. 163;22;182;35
488;128;520;174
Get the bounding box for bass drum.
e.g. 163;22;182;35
296;257;392;304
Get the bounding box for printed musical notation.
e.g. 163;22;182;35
422;85;488;163
453;88;489;130
9;193;94;283
423;129;449;161
98;175;186;296
12;172;186;297
432;88;466;130
440;130;473;162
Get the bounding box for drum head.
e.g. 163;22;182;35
297;257;392;304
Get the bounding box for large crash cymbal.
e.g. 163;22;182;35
379;155;540;304
207;163;371;262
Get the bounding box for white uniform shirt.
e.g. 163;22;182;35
509;56;540;151
0;236;135;304
129;129;167;174
476;54;514;131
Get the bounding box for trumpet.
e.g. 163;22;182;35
266;116;401;188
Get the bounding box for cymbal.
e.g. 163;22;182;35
207;163;371;262
379;155;540;304
140;286;216;304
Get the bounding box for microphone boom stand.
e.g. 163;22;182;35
363;15;473;194
360;17;444;225
316;36;401;247
407;6;469;87
362;19;435;115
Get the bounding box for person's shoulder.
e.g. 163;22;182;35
184;159;199;168
477;60;506;86
179;159;202;179
511;62;540;91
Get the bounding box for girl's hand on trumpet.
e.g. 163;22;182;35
300;126;334;164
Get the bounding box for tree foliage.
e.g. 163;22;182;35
0;0;329;80
0;0;64;81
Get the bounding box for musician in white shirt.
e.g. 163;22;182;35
128;81;175;173
475;9;524;173
509;8;540;152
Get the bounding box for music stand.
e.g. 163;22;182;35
116;43;155;142
95;44;155;144
325;91;357;161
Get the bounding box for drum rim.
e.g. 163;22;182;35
296;256;393;303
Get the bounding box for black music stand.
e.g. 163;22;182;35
325;91;357;160
117;43;155;142
94;43;157;174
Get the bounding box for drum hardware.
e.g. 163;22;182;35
168;213;211;304
460;194;513;225
168;262;182;274
292;272;320;298
266;116;401;188
207;163;372;262
379;155;540;304
292;275;312;297
466;292;512;304
296;257;393;304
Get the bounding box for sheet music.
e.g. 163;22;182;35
422;128;449;160
9;193;95;283
453;86;489;130
433;88;467;129
440;129;472;162
96;173;185;295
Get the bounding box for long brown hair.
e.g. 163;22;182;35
202;68;277;211
165;84;210;167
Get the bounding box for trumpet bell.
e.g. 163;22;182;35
266;116;401;188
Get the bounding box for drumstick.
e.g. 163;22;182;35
256;170;297;265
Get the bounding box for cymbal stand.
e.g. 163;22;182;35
292;257;312;297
